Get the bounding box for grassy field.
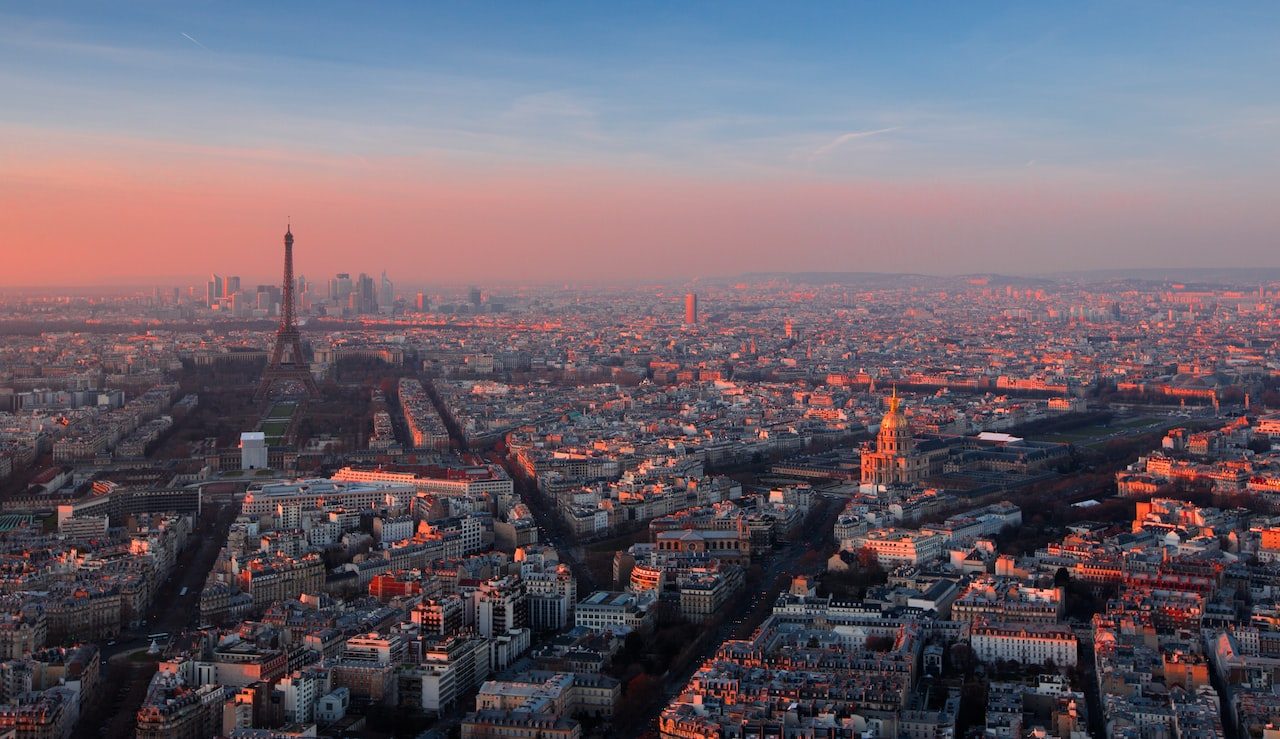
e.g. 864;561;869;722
1032;417;1162;445
1033;426;1116;444
260;401;298;443
265;401;297;420
1098;416;1157;429
261;419;290;437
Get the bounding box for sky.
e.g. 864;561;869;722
2;1;1279;287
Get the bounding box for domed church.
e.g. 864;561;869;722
860;389;930;486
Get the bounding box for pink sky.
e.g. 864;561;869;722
3;129;1276;287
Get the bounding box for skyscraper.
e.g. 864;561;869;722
380;271;394;310
329;273;352;305
416;292;429;312
207;274;223;308
684;293;698;325
357;273;376;314
226;275;241;297
469;286;483;309
256;285;281;314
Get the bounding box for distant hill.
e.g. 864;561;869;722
1040;267;1280;285
728;272;1055;288
725;268;1280;289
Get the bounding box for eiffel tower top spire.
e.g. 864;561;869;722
280;224;296;331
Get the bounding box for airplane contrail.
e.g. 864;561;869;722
181;32;208;50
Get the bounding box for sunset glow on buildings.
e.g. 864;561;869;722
0;3;1277;738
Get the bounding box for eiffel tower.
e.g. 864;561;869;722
255;225;320;401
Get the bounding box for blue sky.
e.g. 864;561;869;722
2;2;1279;283
6;2;1276;175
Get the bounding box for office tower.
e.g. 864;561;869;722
380;271;394;309
256;225;320;400
329;273;352;305
207;274;224;308
784;318;794;339
684;293;698;324
469;286;483;309
416;292;429;312
226;275;241;297
256;285;280;315
357;273;377;314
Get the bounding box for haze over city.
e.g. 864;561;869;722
4;2;1279;286
6;5;1280;739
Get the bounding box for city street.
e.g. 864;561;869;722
631;493;844;737
75;498;240;739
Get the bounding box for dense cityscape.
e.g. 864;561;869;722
6;3;1280;739
0;226;1278;738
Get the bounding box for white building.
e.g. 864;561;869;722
846;528;945;567
342;633;405;665
332;465;513;500
971;623;1078;667
315;687;349;723
374;515;413;544
575;591;654;635
240;431;268;471
242;479;415;517
275;669;329;724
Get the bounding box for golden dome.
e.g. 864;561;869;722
880;390;908;430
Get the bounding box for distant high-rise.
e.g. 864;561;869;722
256;285;281;314
207;274;223;308
329;273;352;305
357;273;377;314
684;293;698;324
380;271;394;310
226;275;241;297
416;292;429;312
469;286;483;309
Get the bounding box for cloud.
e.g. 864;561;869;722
809;127;899;159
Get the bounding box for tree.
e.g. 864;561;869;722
1054;566;1071;588
855;546;881;570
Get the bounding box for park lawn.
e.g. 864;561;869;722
261;420;290;437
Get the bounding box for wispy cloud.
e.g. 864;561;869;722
809;127;899;159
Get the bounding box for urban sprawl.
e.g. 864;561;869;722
2;250;1280;739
